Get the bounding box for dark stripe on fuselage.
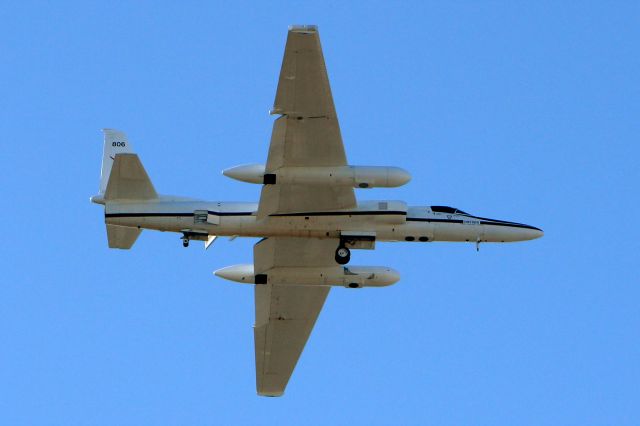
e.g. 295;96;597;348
407;218;464;224
461;214;541;231
457;213;536;227
479;221;541;231
106;210;406;219
270;211;407;217
407;216;540;230
105;211;254;218
105;210;539;231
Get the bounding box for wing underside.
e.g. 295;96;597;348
254;284;329;396
258;26;356;217
253;26;353;396
253;237;339;396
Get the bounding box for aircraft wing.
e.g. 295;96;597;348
258;25;356;217
253;236;337;396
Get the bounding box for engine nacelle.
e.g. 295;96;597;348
214;264;400;288
222;164;411;188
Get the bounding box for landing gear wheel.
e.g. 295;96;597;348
335;246;351;265
182;238;189;248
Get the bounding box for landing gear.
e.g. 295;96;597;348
182;237;190;248
335;245;351;265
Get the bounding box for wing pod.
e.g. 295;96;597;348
222;164;266;184
214;264;400;288
223;164;411;188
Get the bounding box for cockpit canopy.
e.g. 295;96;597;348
430;205;468;215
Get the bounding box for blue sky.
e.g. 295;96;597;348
1;1;638;425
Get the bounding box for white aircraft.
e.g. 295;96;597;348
92;25;542;396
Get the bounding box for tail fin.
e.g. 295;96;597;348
104;154;157;200
95;129;157;201
99;129;134;195
93;129;157;249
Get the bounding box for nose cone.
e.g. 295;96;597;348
518;226;544;241
482;219;544;242
214;264;255;283
387;167;412;187
530;227;544;240
379;267;401;286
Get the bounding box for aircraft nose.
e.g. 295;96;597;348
525;226;544;240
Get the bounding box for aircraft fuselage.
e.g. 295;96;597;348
104;198;543;245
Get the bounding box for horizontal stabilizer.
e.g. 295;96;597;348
107;224;141;249
104;153;157;200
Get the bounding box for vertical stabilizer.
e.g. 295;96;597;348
104;154;157;200
99;129;133;195
93;129;156;249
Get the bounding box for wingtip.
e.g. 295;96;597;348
257;391;284;397
288;24;318;33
